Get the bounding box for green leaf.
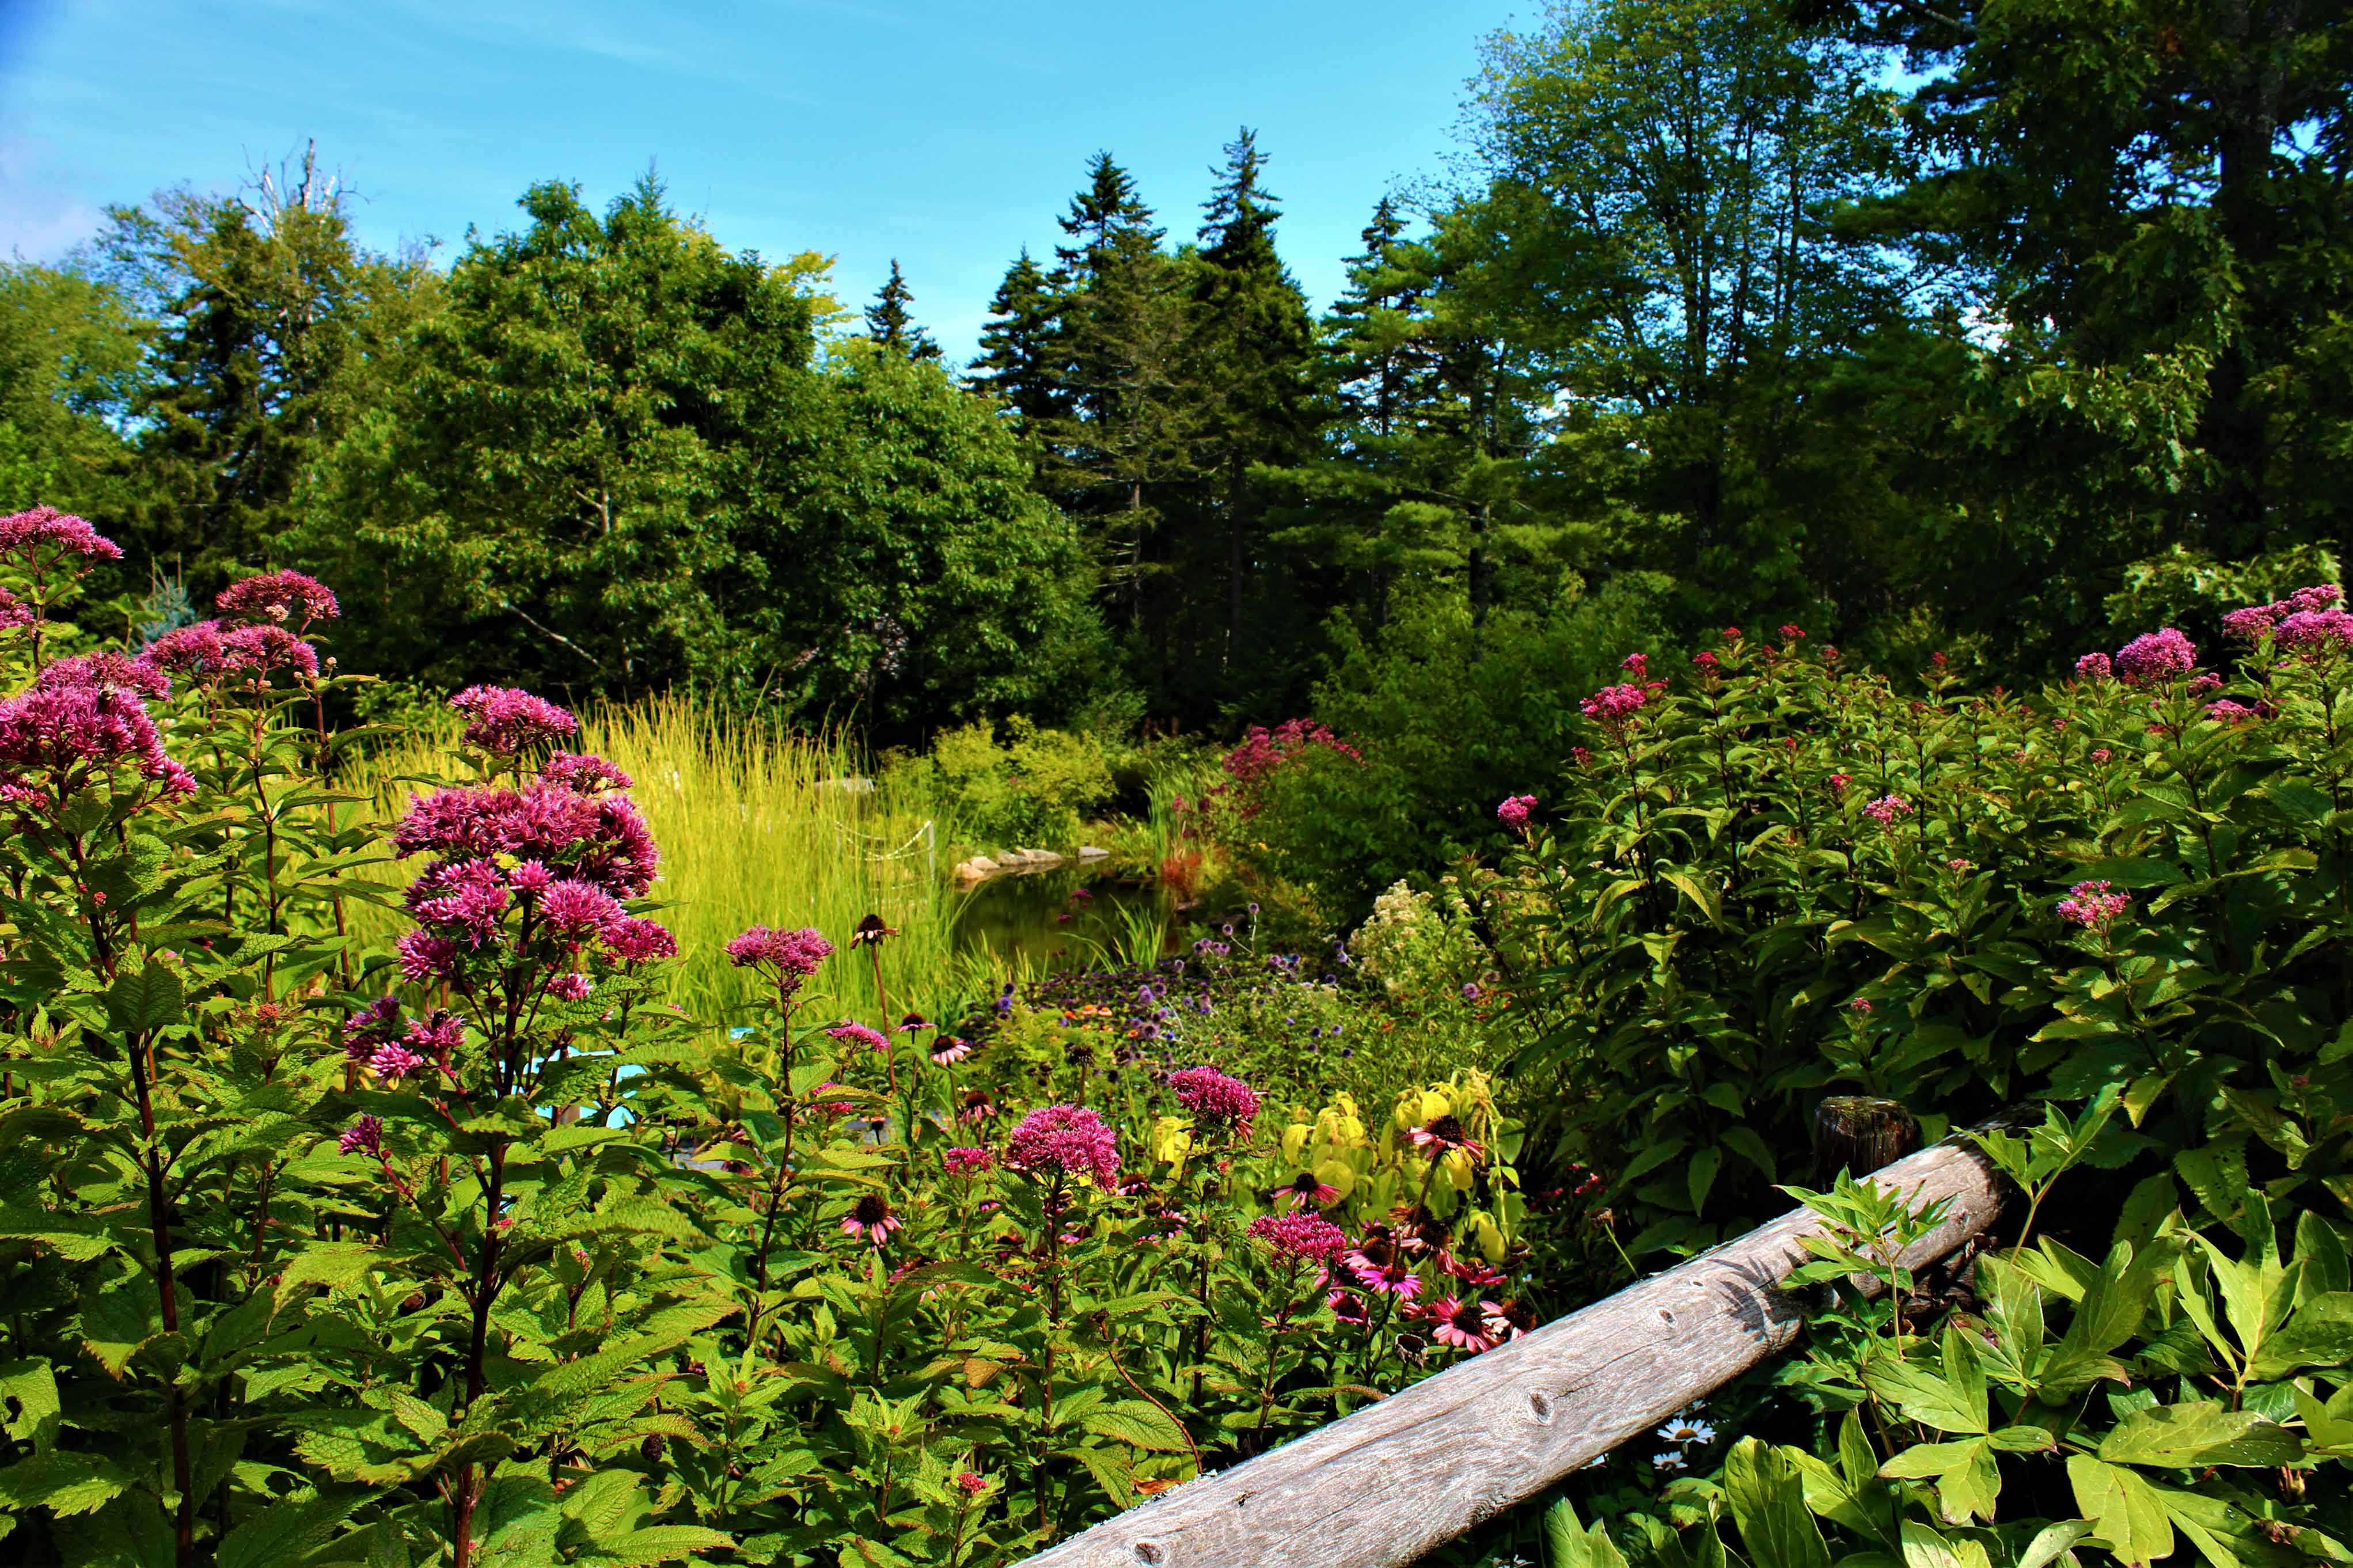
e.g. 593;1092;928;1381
2098;1404;2303;1468
2067;1455;2175;1566
1860;1334;1987;1434
0;1448;131;1516
1724;1438;1831;1568
1689;1144;1723;1218
1877;1437;1999;1523
2016;1521;2093;1568
104;960;184;1038
1080;1400;1193;1455
216;1489;363;1568
2248;1292;2353;1380
1545;1499;1630;1568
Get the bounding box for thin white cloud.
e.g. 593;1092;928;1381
0;138;107;261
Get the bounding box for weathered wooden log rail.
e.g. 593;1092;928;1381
1021;1130;2006;1568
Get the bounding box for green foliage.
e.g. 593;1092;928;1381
0;261;149;521
907;717;1115;853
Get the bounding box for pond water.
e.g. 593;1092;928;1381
951;861;1181;971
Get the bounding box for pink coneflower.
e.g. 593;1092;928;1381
849;913;897;948
1329;1288;1370;1325
2056;880;2131;933
1344;1228;1421;1298
1274;1170;1342;1209
1862;794;1911;826
1496;794;1536;834
1484;1299;1537;1343
216;569;339;628
1443;1251;1507;1289
896;1011;935;1034
1426;1296;1501;1353
959;1089;999;1123
337;1115;385;1159
1006;1103;1120;1190
944;1146;994;1175
1169;1065;1260;1134
826;1021;889;1052
930;1037;973;1066
1407;1114;1483;1159
449;685;579;755
841;1194;902;1247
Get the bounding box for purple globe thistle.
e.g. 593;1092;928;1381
0;505;122;564
2113;628;2197;686
1005;1103;1119;1190
1496;794;1536;834
36;651;170;700
1248;1212;1349;1265
215;569;339;628
449;685;579;755
1169;1065;1260;1134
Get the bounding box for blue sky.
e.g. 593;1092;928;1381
0;0;1519;359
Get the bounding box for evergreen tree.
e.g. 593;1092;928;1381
1183;127;1316;696
967;248;1068;426
1055;153;1163;287
862;259;940;361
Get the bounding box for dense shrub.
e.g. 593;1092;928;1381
908;715;1116;852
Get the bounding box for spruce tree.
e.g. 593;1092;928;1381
967;248;1068;426
1183;127;1316;691
863;259;941;360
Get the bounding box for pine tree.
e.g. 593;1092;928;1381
863;259;940;360
1056;153;1163;287
967;248;1067;426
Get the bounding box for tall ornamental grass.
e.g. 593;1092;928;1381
343;693;984;1022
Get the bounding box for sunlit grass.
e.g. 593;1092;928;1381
341;696;993;1026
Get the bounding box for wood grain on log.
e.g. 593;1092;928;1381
1018;1133;2006;1568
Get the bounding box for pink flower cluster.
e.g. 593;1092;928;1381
2056;879;2131;933
944;1146;995;1175
37;651;170;700
1169;1065;1260;1133
2074;651;2112;682
1247;1212;1348;1265
0;684;193;806
542;752;632;794
1496;794;1536;833
1580;683;1650;729
0;505;121;564
2223;584;2344;643
450;685;579;755
141;620;320;684
1005;1103;1119;1190
1862;794;1911;825
388;733;666;984
724;925;834;995
2112;628;2198;686
826;1021;888;1052
217;570;339;628
344;997;466;1084
1217;720;1363;818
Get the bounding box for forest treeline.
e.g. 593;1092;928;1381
2;0;2347;763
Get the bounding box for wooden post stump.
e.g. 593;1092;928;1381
1813;1095;1918;1181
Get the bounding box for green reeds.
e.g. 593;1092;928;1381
341;696;992;1027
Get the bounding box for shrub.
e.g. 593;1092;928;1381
914;715;1115;853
